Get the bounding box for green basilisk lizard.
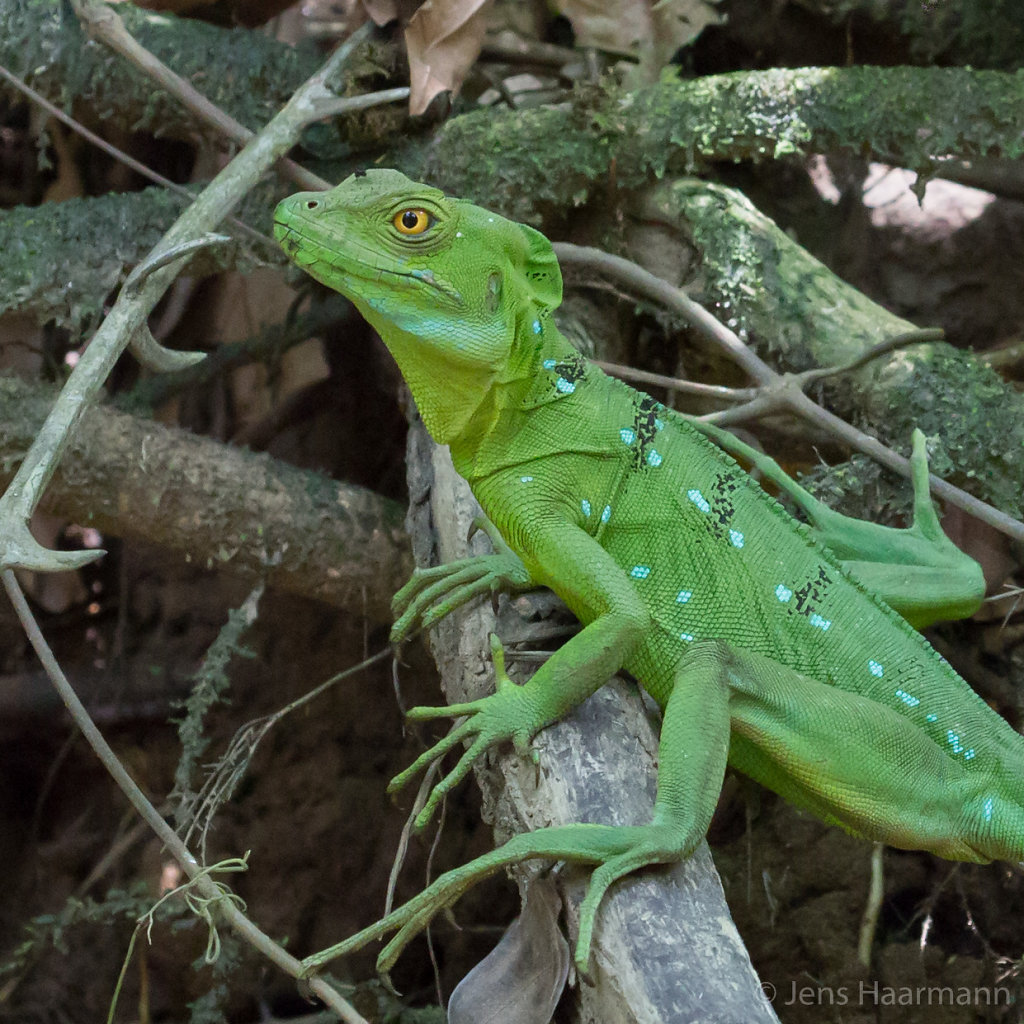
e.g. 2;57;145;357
274;169;1017;978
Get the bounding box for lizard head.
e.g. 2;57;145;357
274;169;562;442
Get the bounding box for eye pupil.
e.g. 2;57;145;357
395;209;432;235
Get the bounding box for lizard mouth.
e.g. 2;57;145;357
273;218;462;303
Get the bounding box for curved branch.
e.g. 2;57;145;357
2;570;369;1024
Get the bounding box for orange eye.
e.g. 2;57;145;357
393;208;432;235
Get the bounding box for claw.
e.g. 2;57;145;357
487;630;503;671
489;633;520;696
466;515;487;544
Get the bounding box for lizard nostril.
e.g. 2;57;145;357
304;199;320;210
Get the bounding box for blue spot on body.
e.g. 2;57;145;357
581;499;591;517
808;613;831;631
601;505;612;523
945;733;974;761
676;589;692;603
532;319;542;335
647;449;663;467
926;713;938;722
630;565;651;579
520;476;534;483
542;359;557;369
655;418;664;430
620;428;636;445
775;584;793;603
983;796;994;821
895;689;920;708
680;632;694;642
868;660;884;677
687;489;711;514
556;377;576;393
729;529;744;548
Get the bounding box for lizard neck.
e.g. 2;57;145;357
364;312;497;445
448;319;580;479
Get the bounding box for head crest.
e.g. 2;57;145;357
517;224;562;314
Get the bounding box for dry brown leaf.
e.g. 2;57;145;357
447;873;569;1024
405;0;493;115
555;0;722;69
362;0;400;26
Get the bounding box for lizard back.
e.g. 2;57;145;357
462;352;1024;857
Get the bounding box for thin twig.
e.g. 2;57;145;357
1;570;367;1023
0;63;273;249
553;242;1024;544
857;842;884;966
70;0;329;190
181;647;393;856
593;358;757;403
480;31;580;68
308;86;411;120
0;18;371;574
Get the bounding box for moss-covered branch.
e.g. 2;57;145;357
0;376;412;622
0;184;282;332
3;1;321;147
426;66;1024;221
4;187;188;330
6;65;1024;328
648;179;1024;519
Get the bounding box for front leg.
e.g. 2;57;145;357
389;521;653;827
390;518;536;642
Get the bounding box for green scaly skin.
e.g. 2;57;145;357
274;170;1013;979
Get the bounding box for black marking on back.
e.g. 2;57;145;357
547;353;587;392
792;565;834;614
707;471;742;529
630;395;660;470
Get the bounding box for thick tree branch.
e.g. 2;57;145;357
0;376;411;623
638;179;1024;522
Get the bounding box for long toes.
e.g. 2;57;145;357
413;739;486;827
405;698;484;720
417;580;489;629
387;722;472;793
